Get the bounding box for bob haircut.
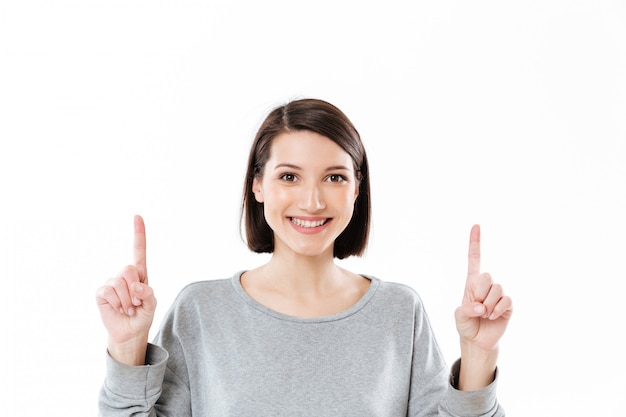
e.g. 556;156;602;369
241;98;371;259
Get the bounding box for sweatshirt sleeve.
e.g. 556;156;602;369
98;344;168;417
438;359;505;417
406;293;505;417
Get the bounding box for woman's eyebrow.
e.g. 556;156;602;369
274;163;302;170
325;165;351;172
274;163;351;171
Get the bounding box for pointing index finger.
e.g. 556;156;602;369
467;224;481;279
134;215;148;283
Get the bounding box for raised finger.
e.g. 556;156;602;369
133;215;148;283
467;224;481;280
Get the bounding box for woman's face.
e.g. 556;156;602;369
252;130;359;259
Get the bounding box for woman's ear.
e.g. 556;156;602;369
252;178;264;203
353;170;360;200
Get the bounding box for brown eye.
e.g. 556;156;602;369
279;173;298;182
326;174;347;183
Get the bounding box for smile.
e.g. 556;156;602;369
289;217;328;228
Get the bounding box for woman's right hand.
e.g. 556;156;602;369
95;215;157;366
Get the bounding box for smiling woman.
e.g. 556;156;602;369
96;98;512;416
242;99;371;260
251;130;360;258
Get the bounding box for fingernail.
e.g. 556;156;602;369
127;307;135;316
134;283;143;293
132;296;142;306
474;305;485;314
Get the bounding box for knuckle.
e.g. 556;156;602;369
95;285;107;299
101;285;115;297
98;286;120;306
113;277;127;289
120;265;137;277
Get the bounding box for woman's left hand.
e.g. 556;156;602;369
454;225;513;354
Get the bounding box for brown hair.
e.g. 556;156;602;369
241;98;371;259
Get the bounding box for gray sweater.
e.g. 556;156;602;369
99;272;504;416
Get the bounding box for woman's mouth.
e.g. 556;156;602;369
289;217;329;228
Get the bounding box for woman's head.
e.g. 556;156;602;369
241;98;371;259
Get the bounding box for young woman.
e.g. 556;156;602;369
96;98;513;416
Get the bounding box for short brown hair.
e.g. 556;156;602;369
241;98;371;259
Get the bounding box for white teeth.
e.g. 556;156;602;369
290;218;326;228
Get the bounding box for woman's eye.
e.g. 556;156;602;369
279;173;297;182
327;174;347;183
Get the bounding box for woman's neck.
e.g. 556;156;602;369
241;250;370;318
260;252;340;294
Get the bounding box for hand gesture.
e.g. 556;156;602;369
95;215;157;365
455;225;513;354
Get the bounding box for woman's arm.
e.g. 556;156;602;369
454;225;513;391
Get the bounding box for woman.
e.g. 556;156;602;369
96;98;513;416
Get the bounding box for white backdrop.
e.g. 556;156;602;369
1;1;625;415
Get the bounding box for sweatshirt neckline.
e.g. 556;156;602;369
231;270;379;323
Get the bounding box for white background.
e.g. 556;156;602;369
1;1;625;415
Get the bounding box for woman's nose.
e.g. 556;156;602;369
298;183;326;212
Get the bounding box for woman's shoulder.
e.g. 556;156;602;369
179;276;232;294
170;273;240;308
366;275;425;307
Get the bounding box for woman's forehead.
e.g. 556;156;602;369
267;131;353;168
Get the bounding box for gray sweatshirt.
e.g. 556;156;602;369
99;272;504;416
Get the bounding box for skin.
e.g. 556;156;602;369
455;224;513;390
95;215;155;366
95;131;513;392
243;131;369;318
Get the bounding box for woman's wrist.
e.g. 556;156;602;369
457;343;499;391
108;335;149;366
